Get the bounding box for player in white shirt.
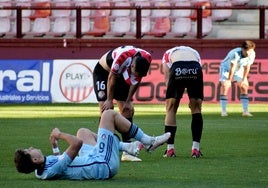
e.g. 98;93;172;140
219;40;256;117
161;46;204;158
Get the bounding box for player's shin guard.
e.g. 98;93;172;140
191;113;203;142
165;126;177;144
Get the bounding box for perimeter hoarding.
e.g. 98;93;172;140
0;59;97;103
51;60;96;103
0;60;53;103
136;59;268;103
0;59;267;104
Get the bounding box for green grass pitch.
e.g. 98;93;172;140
0;103;267;188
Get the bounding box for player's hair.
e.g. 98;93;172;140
14;149;38;174
241;40;256;50
134;56;150;77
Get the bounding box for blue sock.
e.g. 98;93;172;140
220;95;227;112
127;123;139;138
128;123;153;145
240;94;249;112
119;142;123;151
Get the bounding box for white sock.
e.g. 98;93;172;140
134;127;154;145
167;144;174;150
192;141;200;150
120;142;131;152
140;135;154;145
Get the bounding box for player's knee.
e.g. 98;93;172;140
121;108;134;118
166;98;179;112
221;81;230;89
189;99;202;112
101;109;116;121
102;109;115;115
240;85;248;92
77;128;90;137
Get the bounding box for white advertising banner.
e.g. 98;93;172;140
51;59;98;103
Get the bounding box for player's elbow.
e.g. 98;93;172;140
76;139;83;149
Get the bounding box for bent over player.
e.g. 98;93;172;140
93;45;152;161
162;46;204;158
14;109;170;180
219;40;256;117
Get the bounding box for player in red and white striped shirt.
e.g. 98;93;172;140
93;45;152;162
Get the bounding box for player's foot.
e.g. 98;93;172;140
146;132;171;152
163;148;176;157
221;111;228;117
191;148;202;158
124;141;144;157
242;112;253;117
121;151;142;162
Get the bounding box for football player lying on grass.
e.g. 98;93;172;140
14;109;170;180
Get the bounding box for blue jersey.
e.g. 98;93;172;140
220;47;255;72
35;128;120;180
219;47;255;81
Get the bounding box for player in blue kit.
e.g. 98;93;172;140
219;40;256;117
14;109;170;180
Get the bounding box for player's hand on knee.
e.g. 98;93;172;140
101;100;114;112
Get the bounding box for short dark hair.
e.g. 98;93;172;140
134;56;150;77
14;149;37;174
241;40;256;50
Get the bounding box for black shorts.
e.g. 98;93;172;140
93;63;130;101
166;61;204;100
106;50;113;68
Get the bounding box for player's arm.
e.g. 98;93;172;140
51;139;60;155
242;64;251;82
241;50;255;84
122;82;139;114
228;60;236;81
101;71;117;112
107;71;117;101
126;83;139;103
163;63;170;86
121;85;138;115
50;128;82;160
247;49;256;65
162;50;172;86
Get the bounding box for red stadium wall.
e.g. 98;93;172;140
1;38;268;59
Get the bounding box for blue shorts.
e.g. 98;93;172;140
78;144;95;157
95;128;120;178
